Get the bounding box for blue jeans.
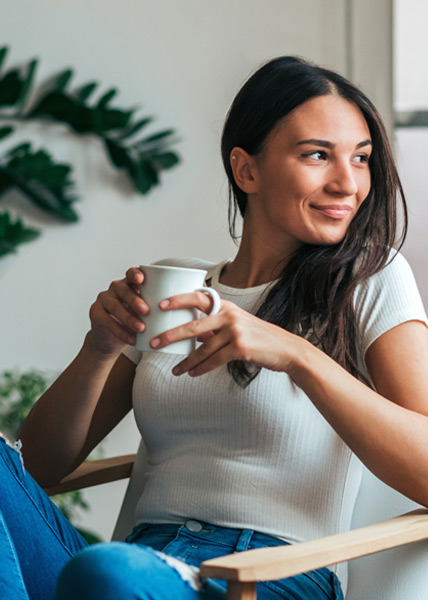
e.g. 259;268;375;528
0;436;344;600
0;435;87;600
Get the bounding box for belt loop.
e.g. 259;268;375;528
235;529;254;552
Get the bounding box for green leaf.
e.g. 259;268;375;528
0;70;23;107
0;211;40;257
104;132;180;195
17;58;38;110
76;81;98;102
55;68;73;92
0;144;79;222
0;168;13;193
152;151;180;170
6;142;31;157
117;117;153;140
131;159;159;195
104;138;131;169
139;129;175;145
0;126;13;141
30;92;77;121
0;47;8;73
30;91;134;134
97;88;117;109
91;106;133;133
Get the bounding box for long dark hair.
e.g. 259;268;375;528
221;56;407;387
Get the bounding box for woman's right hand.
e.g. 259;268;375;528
88;267;148;356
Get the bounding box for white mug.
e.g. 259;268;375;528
136;264;221;354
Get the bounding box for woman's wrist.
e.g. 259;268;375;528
285;335;320;384
82;331;123;365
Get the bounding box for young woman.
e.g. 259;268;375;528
1;55;428;600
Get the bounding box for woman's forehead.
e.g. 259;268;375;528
271;95;371;144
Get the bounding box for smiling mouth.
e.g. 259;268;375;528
311;205;353;219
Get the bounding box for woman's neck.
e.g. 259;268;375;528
220;239;294;289
221;208;302;288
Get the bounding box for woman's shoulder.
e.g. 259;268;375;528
357;248;416;294
354;248;427;355
354;248;421;307
380;247;413;274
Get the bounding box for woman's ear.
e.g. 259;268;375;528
229;147;259;194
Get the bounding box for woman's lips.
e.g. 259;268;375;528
311;204;353;219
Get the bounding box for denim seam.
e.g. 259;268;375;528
0;512;28;596
0;449;81;558
155;527;194;562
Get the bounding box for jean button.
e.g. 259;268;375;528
185;520;203;532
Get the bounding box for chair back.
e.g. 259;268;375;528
346;463;428;600
112;442;428;599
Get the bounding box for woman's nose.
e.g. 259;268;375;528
325;162;358;196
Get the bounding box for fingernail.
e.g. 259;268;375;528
151;337;160;348
172;366;182;376
159;299;170;309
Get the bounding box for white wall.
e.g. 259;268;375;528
394;0;428;110
0;0;395;540
395;130;428;305
394;0;428;307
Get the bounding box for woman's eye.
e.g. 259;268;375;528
303;150;327;160
354;153;370;164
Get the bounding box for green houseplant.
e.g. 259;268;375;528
0;369;104;543
0;46;180;257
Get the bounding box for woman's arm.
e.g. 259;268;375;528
151;293;428;507
20;267;147;487
20;343;135;487
288;319;428;507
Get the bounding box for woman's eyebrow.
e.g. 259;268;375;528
296;139;333;148
356;139;372;149
296;138;372;149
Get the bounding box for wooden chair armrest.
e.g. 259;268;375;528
44;454;136;496
200;509;428;599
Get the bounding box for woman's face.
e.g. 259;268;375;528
243;94;372;253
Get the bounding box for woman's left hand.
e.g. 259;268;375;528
148;292;301;377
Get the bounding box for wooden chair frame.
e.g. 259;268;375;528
44;455;428;600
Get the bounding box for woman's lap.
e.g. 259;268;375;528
57;522;343;600
56;533;343;600
126;522;344;600
0;436;343;600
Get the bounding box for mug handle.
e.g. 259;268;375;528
194;287;221;316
